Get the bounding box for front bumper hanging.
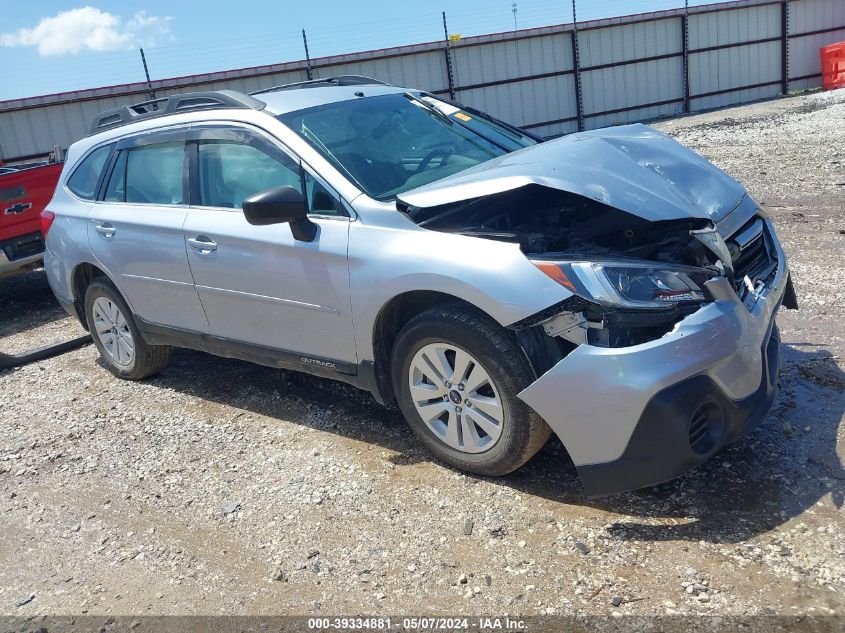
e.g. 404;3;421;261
518;224;789;497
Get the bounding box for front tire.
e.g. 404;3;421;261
391;303;550;476
84;277;170;380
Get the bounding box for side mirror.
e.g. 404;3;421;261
242;186;317;242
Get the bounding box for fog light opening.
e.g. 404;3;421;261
688;402;725;455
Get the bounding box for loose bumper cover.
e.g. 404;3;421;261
518;219;788;497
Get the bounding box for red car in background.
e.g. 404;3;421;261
0;160;63;278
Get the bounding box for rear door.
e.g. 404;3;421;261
182;124;356;364
87;128;209;333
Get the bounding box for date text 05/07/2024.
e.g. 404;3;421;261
307;617;527;631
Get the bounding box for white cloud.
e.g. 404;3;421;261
0;6;173;57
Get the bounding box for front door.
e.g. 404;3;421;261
87;129;208;333
182;125;356;364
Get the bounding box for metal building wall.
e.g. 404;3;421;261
1;0;843;163
579;17;686;130
687;3;784;111
789;0;845;90
0;64;310;161
317;49;450;93
451;32;578;137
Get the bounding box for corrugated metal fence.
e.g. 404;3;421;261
1;0;843;162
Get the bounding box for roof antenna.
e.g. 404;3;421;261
139;48;158;110
511;3;518;30
302;29;313;81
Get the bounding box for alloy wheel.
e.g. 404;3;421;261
408;342;504;454
92;296;135;368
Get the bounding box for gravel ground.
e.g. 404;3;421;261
0;90;843;619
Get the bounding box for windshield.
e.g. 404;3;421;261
278;92;536;200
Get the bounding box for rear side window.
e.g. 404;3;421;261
128;143;184;204
104;143;184;204
103;150;128;202
67;143;114;200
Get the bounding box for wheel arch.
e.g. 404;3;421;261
368;290;564;406
69;261;117;329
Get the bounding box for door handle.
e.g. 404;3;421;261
187;236;217;254
94;222;116;238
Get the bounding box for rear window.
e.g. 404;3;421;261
67;143;114;200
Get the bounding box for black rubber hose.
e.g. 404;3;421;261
0;334;91;370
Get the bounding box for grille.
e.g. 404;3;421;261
729;217;777;301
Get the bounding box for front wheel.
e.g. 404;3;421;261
84;277;171;380
391;303;551;476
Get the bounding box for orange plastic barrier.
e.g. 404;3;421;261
821;41;845;90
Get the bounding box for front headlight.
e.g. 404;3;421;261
532;260;718;308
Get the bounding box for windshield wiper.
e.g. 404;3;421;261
406;91;517;153
403;92;453;126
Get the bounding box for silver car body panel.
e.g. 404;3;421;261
184;206;358;362
87;199;209;333
518;216;787;467
398;123;747;223
346;196;573;362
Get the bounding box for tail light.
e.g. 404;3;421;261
40;209;56;238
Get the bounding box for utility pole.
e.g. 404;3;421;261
302;29;313;81
512;3;518;30
139;48;156;107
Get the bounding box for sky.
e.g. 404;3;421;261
1;0;719;101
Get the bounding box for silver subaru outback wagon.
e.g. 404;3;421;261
43;76;797;497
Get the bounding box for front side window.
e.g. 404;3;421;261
278;92;536;200
104;142;184;204
304;171;342;216
67;143;114;200
197;140;301;209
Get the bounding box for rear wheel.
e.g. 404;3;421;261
84;278;170;380
392;303;550;476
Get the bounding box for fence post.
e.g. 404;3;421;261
570;0;584;131
442;12;457;100
302;29;313;81
781;0;789;94
682;1;690;113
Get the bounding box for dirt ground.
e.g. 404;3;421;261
0;89;843;620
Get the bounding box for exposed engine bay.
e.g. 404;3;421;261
408;184;717;267
404;184;736;353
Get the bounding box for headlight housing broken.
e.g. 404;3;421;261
533;260;719;309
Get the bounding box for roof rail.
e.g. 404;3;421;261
250;75;389;96
88;90;267;136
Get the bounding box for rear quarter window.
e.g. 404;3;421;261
66;143;114;200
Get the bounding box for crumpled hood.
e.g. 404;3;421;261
398;123;747;222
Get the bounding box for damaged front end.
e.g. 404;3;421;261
402;183;735;350
399;153;793;496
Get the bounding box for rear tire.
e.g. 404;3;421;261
391;303;550;476
84;277;170;380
